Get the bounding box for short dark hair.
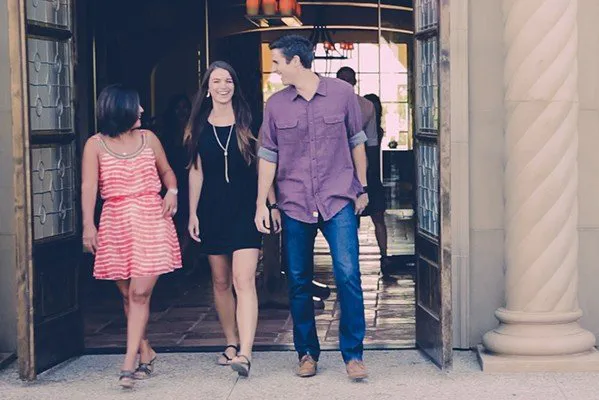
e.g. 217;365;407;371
336;67;356;86
269;34;314;69
96;84;140;137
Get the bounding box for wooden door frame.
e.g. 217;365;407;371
438;0;453;366
7;0;35;381
412;0;452;368
8;0;91;379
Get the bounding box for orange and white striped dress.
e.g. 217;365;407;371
93;132;182;280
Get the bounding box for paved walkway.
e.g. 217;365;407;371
2;350;599;399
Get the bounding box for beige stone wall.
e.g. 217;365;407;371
0;0;18;353
466;0;599;347
467;0;506;345
576;0;599;340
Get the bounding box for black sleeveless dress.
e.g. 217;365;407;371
196;123;261;254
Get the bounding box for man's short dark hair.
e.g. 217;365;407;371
96;84;140;137
269;34;314;69
336;67;356;86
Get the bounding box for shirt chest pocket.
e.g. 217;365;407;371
321;113;346;140
275;119;300;143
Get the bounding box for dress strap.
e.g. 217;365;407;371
94;134;109;152
140;130;148;149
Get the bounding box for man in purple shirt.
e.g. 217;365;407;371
255;35;369;380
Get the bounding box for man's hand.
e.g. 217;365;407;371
270;209;282;234
354;193;369;215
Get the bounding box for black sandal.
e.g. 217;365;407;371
133;355;157;379
119;370;135;389
231;355;251;377
217;344;239;366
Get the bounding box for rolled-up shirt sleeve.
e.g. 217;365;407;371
257;101;278;163
345;91;368;148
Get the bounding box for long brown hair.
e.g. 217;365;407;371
184;61;255;168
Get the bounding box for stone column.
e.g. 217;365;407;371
478;0;599;372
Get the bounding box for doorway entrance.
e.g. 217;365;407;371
14;0;451;378
84;0;417;353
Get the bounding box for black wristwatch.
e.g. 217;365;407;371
360;186;368;195
267;202;279;211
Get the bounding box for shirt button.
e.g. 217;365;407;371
312;211;318;218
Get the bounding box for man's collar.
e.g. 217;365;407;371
290;75;327;101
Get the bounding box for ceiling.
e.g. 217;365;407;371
210;0;415;38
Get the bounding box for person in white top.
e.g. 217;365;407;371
336;67;391;277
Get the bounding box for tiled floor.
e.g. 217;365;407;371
83;212;416;351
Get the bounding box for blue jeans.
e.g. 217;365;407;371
282;202;365;363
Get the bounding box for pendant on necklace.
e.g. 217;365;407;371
212;123;234;184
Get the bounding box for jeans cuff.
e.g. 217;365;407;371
298;351;319;362
344;357;363;364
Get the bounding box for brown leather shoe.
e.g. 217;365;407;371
346;360;368;381
297;355;317;377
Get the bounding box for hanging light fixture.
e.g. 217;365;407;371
246;0;260;15
245;0;303;27
309;25;350;60
339;41;355;59
262;0;277;15
279;0;295;15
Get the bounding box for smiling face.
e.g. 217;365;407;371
208;68;235;105
271;48;300;86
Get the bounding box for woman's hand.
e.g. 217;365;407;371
255;204;271;234
188;214;201;242
163;191;177;217
83;224;98;254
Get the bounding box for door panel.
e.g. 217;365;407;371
413;0;452;368
24;0;83;375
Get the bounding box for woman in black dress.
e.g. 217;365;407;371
185;61;280;377
363;93;391;276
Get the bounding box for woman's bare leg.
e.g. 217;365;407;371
209;255;239;362
231;249;259;363
121;276;159;372
115;280;156;363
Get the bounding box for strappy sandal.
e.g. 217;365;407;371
231;355;251;377
133;355;157;380
217;344;239;366
119;370;135;389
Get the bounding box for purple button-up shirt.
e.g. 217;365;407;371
258;77;368;223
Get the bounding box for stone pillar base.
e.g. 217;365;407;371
477;345;599;372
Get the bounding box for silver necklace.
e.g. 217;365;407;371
212;123;234;183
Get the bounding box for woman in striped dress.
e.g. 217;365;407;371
81;84;182;388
